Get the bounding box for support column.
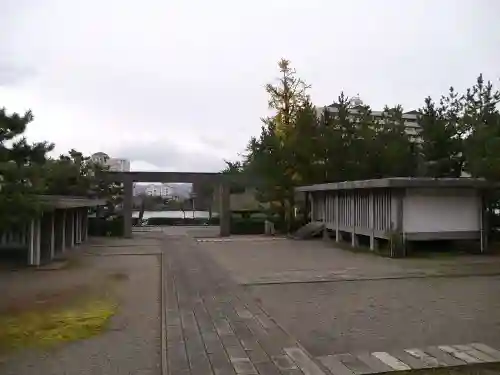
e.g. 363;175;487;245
65;209;75;248
369;191;376;251
40;212;55;263
123;177;133;238
351;192;357;247
480;193;489;253
28;217;41;266
54;210;66;255
50;213;55;259
79;208;84;242
391;189;405;257
219;183;230;237
71;210;76;246
335;193;340;242
75;209;82;244
83;209;89;241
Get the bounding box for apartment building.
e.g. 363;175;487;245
145;183;172;197
317;96;421;142
90;152;131;172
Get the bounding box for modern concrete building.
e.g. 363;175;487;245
145;183;172;197
296;178;491;257
317;96;421;142
0;196;106;266
91;152;130;172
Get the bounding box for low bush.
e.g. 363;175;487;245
88;216;124;237
144;217;219;226
230;218;265;234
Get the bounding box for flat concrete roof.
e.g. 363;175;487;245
295;177;492;192
40;195;107;209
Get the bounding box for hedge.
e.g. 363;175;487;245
143;217;219;226
230;218;265;234
88;213;308;237
88;216;124;237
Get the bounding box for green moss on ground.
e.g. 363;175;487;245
0;298;117;353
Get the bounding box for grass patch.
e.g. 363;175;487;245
0;298;117;353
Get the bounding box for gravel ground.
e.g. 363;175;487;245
203;237;500;283
0;243;162;375
247;275;500;358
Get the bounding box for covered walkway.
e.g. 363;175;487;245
0;196;106;266
297;178;491;257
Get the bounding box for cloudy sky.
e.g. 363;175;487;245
1;0;499;172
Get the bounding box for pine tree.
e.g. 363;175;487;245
0;107;54;229
462;74;500;180
418;88;464;177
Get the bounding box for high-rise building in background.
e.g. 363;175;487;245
317;96;421;143
90;152;130;172
144;183;172;197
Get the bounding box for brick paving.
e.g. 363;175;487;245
163;233;323;375
162;231;500;375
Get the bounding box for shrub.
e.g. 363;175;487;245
144;217;218;226
230;218;265;235
88;216;124;237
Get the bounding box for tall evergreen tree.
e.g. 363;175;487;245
462;74;500;180
376;105;418;177
0;108;53;229
245;59;314;229
418;88;464;177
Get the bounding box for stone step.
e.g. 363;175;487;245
316;343;500;374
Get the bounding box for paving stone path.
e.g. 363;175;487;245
162;233;500;375
163;234;322;375
317;343;500;374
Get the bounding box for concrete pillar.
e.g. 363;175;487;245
351;192;356;247
123;177;133;238
75;209;82;244
50;213;55;258
219;183;230;237
82;209;88;241
391;189;405;257
369;191;376;251
54;210;66;254
480;193;488;253
74;210;79;244
40;212;55;263
78;209;83;242
28;217;41;266
335;193;340;242
65;209;75;248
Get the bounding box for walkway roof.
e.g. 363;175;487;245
40;195;107;209
295;177;492;192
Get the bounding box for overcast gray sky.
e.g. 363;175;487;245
1;0;499;171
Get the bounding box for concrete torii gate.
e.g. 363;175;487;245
102;171;246;238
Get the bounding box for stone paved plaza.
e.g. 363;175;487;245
161;227;500;374
3;227;500;374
